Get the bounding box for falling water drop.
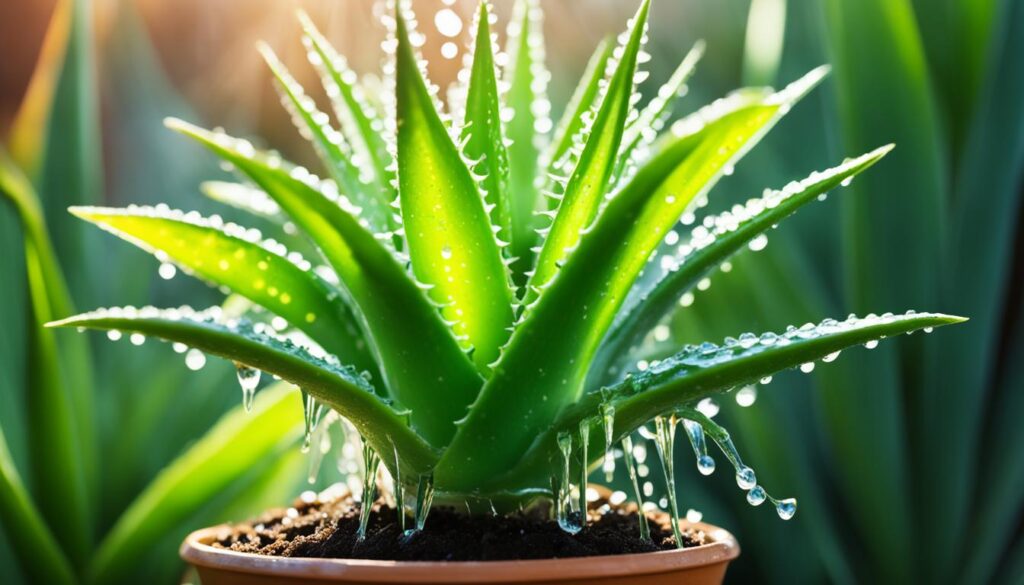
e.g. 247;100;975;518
185;349;206;371
555;431;583;534
301;391;317;452
357;443;381;541
654;415;684;548
773;497;797;520
736;466;757;490
682;419;715;476
621;435;651;542
390;444;406;532
578;420;591;523
746;485;767;506
601;402;616;481
235;364;261;412
406;473;435;536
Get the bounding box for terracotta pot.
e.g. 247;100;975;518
180;520;739;585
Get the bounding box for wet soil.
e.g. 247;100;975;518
213;491;707;561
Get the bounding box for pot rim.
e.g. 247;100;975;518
180;520;740;583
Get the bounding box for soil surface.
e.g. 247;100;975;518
213;491;707;561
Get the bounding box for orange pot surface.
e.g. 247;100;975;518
181;520;740;585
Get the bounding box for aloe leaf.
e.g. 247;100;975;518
48;307;439;476
0;151;92;565
436;71;824;491
298;10;395;201
527;0;651;298
545;37;614;169
503;0;550;277
259;44;393;235
0;428;75;585
597;145;893;377
85;384;303;584
394;6;514;371
200;181;283;222
613;41;704;184
69;205;378;377
499;313;964;490
462;1;513;247
167;118;481;447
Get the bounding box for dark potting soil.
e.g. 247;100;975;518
213;492;707;561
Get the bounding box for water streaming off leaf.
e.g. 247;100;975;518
234;364;261;412
620;435;651;542
653;415;683;547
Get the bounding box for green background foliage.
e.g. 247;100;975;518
0;0;1021;583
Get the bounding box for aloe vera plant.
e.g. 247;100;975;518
51;0;964;540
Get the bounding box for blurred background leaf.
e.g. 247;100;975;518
0;0;1021;583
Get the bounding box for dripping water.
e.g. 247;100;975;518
601;402;616;481
620;435;651;542
653;415;684;548
235;364;261;412
357;443;381;540
682;419;716;475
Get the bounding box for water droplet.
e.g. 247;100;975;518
683;419;716;476
654;415;684;548
748;234;768;251
441;245;453;260
357;443;381;540
185;349;206;371
760;375;773;385
235;364;261;412
775;497;797;520
107;330;122;341
686;508;703;523
746;485;767;506
864;339;879;349
601;402;616;481
621;435;651;542
158;262;177;280
735;386;757;407
129;333;146;346
736;466;757;490
434;8;463;37
800;362;815;373
822;351;841;363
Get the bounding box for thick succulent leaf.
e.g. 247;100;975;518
298;11;395;203
545;37;614;169
0;428;75;585
597;145;894;377
394;7;514;371
48;307;439;475
527;0;651;298
200;181;283;223
502;0;550;277
86;383;302;584
497;313;964;491
462;1;513;246
69;205;378;377
0;151;92;565
260;44;393;235
613;41;704;184
435;72;824;491
167;118;481;447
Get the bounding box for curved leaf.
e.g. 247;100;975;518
298;10;395;204
0;428;75;585
613;41;704;184
48;307;438;476
498;312;965;490
69;205;378;378
259;44;393;234
436;71;824;492
503;0;550;276
395;6;514;372
0;151;93;564
463;1;513;246
527;0;651;299
597;145;894;378
200;180;283;222
85;383;302;584
166;118;481;448
545;37;614;171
